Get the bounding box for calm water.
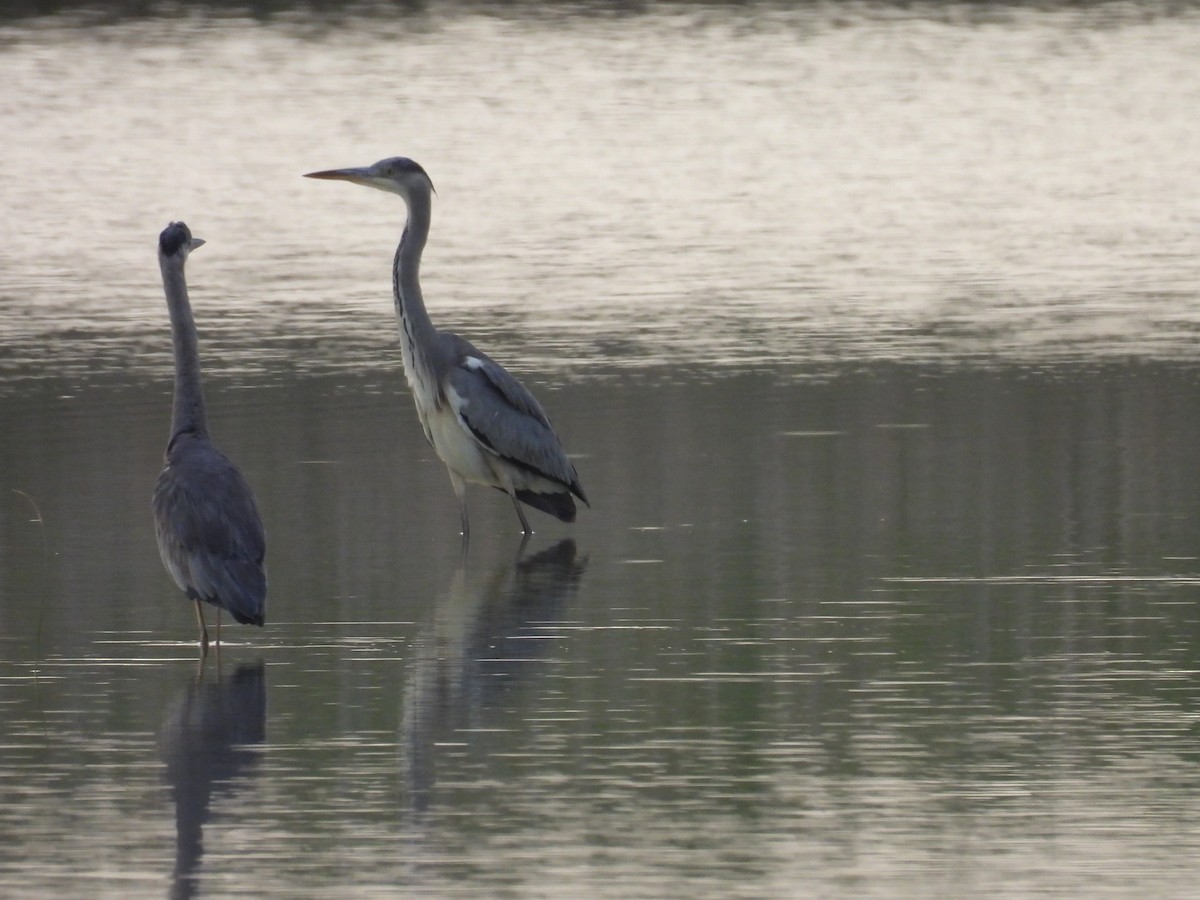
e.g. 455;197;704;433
4;3;1200;897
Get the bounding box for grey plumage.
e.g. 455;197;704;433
153;222;266;648
305;157;587;538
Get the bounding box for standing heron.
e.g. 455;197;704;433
305;157;588;539
153;222;266;650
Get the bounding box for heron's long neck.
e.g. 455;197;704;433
393;190;439;386
160;259;209;443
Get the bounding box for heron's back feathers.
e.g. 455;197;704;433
154;432;267;625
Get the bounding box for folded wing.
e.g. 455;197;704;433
442;336;587;505
154;440;267;626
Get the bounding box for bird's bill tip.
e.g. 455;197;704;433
190;237;206;250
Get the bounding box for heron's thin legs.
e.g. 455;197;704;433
450;472;470;542
510;493;533;536
215;609;222;647
194;599;209;653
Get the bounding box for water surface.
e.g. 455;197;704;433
4;4;1200;897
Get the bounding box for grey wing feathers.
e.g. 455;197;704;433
444;336;554;425
153;440;266;626
444;338;587;503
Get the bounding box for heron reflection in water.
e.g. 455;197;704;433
152;222;267;651
305;158;588;540
400;540;587;811
158;661;266;900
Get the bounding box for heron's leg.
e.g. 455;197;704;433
449;472;470;542
194;599;209;653
215;609;222;647
193;607;210;657
510;493;532;536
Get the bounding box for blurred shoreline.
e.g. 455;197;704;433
5;0;1200;28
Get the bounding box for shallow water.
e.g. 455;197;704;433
4;3;1200;897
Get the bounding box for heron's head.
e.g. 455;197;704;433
304;156;435;201
158;221;205;261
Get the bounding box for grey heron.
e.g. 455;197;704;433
153;222;266;650
305;157;588;539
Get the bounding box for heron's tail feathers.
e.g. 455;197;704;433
515;489;577;523
215;560;267;627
